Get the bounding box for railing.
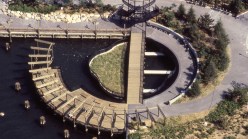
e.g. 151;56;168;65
146;21;199;104
122;0;156;10
0;27;131;34
139;31;146;103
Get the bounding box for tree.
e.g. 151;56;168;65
203;60;217;83
227;85;248;106
159;10;176;27
198;13;214;31
185;23;200;41
212;48;229;73
186;6;196;23
229;0;244;16
214;20;229;43
176;3;186;20
188;80;201;97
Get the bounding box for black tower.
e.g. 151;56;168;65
116;0;159;22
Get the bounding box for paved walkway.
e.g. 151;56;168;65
104;0;248;116
128;26;195;112
127;32;143;104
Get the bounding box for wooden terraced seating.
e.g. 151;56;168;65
68;97;91;118
42;85;64;96
32;72;56;81
29;54;51;58
29;67;52;73
50;92;69;104
36;79;59;89
28;61;52;65
31;46;52;51
57;96;78;112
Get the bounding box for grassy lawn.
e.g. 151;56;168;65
89;42;127;96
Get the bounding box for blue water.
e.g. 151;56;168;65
0;38;124;139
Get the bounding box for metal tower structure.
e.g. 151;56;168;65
116;0;159;22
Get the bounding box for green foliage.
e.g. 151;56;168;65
214;20;229;44
188;80;201;97
186;6;196;23
202;60;217;83
223;136;236;139
89;43;127;95
229;0;244;16
176;4;186;20
9;1;59;14
206;127;215;135
128;132;142;139
185;23;200;41
212;49;229;71
146;121;187;139
198;13;214;32
207;100;240;123
226;84;248;106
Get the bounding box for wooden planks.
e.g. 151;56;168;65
127;32;143;104
29;54;51;58
29;67;52;73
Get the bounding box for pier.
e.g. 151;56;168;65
126;32;144;104
0;28;131;39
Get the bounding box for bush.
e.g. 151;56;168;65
206;127;215;135
223;136;236;139
186;6;196;23
188;80;201;97
202;60;217;83
226;85;248;106
212;50;229;71
207;100;239;123
129;132;142;139
176;4;186;20
9;2;59;14
184;23;200;42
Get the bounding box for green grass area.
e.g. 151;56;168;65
89;42;127;96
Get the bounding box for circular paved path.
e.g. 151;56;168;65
103;0;248;116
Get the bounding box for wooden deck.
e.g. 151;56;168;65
28;39;127;134
127;32;143;104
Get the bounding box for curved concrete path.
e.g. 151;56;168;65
103;0;248;115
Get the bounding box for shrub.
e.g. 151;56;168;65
207;100;239;123
206;127;215;135
184;23;200;42
223;136;236;139
186;6;196;23
226;85;248;106
202;60;217;83
188;80;201;97
176;4;186;20
129;132;142;139
212;50;229;71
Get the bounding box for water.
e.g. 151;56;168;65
0;38;124;139
143;39;178;91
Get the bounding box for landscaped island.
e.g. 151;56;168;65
89;42;127;98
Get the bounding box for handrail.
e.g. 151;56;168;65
122;0;156;10
146;21;199;92
0;27;131;33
